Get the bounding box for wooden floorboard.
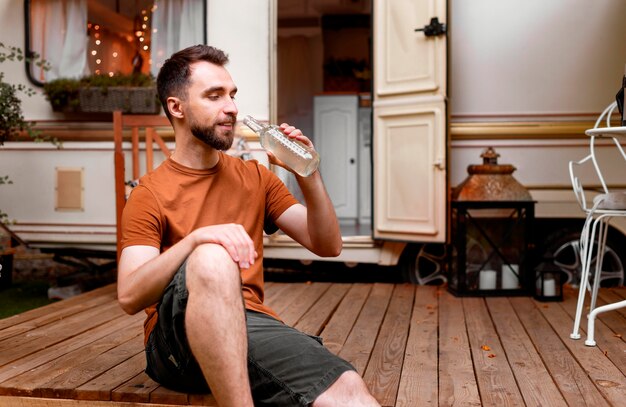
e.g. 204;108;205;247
1;282;625;406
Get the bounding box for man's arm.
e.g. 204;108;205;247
117;223;257;315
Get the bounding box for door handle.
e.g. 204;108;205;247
415;17;447;37
433;158;445;170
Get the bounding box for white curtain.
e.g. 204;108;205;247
31;0;89;81
151;0;205;76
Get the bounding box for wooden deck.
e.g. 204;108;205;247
0;281;625;406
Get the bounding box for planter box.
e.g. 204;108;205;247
78;87;161;114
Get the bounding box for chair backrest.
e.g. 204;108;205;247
570;101;626;211
113;110;172;257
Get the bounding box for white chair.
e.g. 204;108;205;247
569;101;626;346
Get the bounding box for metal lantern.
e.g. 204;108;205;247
448;147;535;296
534;257;565;301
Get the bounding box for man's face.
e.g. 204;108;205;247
184;61;238;150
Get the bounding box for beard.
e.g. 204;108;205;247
189;114;236;151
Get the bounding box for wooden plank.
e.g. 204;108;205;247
559;289;626;377
437;290;480;407
293;283;351;336
0;317;143;397
263;282;304;314
339;283;393;375
395;285;438;407
152;132;171;156
74;352;145;401
596;289;626;328
145;128;154;172
280;282;331;327
510;297;611;407
0;301;125;367
262;281;285;305
39;335;144;399
122;114;171;127
131;127;140;179
463;297;525;407
0;313;143;385
0;289;119;342
0;284;116;331
363;284;414;407
149;385;188;405
610;286;626;301
111;372;160;403
0;396;192;407
537;296;626;405
189;393;218;406
486;297;567;407
320;283;372;354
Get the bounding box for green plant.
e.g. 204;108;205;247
0;43;55;225
43;72;156;112
0;42;49;145
42;77;82;112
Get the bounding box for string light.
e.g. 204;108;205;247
86;5;152;74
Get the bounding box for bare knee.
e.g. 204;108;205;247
313;370;380;407
186;243;241;293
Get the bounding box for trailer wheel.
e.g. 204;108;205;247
399;243;448;285
543;229;625;287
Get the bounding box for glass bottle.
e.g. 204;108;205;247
243;115;320;177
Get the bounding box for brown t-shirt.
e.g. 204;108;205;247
120;152;298;344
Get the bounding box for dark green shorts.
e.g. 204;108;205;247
145;264;355;406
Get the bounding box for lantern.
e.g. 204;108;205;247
534;257;565;301
448;147;535;296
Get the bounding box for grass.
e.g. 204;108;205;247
0;281;56;319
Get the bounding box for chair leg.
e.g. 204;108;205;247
586;299;626;346
585;216;611;346
570;215;595;339
589;217;609;312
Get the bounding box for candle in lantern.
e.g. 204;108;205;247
479;270;497;290
502;264;519;289
543;278;556;297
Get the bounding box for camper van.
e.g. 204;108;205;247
1;0;625;286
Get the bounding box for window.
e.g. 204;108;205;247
24;0;206;85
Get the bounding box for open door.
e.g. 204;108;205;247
373;0;447;243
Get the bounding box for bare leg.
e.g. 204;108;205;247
312;371;380;407
184;243;253;407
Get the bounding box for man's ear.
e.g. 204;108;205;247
167;97;184;119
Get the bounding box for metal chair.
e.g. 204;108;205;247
569;101;626;346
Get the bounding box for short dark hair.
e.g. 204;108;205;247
156;45;230;120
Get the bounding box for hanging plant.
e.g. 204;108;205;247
0;42;53;145
0;42;55;225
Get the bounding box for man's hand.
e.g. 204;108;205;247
266;123;316;174
190;223;257;269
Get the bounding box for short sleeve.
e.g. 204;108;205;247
120;185;163;250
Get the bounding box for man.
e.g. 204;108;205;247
117;44;380;407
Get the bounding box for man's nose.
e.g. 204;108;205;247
224;97;238;114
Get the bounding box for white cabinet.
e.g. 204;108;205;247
314;95;371;223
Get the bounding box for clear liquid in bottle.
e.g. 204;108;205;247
243;115;320;177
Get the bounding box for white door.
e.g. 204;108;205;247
373;0;447;242
314;95;359;220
